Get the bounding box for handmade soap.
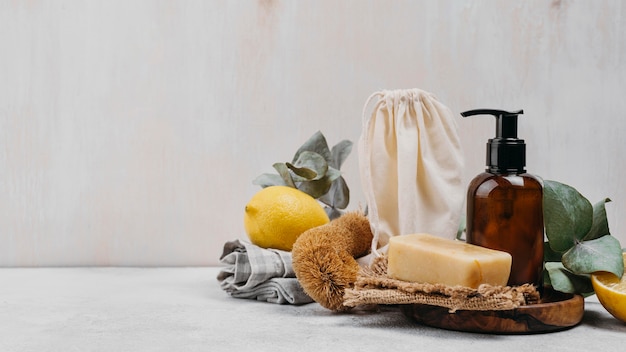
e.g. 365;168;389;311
387;233;512;288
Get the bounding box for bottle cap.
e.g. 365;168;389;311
461;109;525;175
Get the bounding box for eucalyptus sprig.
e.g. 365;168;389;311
252;131;353;220
543;180;624;296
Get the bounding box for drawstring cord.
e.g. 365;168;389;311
360;91;383;257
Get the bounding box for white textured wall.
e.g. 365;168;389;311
1;0;625;266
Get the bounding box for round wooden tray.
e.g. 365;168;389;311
400;288;584;334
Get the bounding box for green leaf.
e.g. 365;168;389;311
456;216;466;241
272;163;296;188
318;175;350;209
324;167;341;183
325;206;343;220
252;173;287;188
584;198;612;241
562;235;624;277
286;151;328;181
329;140;353;169
543;269;552;287
286;166;318;181
297;177;334;199
543;241;563;262
293;131;332;164
545;262;594;296
296;169;341;199
543;180;593;252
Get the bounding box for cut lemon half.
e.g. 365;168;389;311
591;252;626;323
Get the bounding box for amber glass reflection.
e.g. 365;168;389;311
466;173;544;290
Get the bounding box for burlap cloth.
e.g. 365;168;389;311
343;257;540;312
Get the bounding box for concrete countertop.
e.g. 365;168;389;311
0;267;624;352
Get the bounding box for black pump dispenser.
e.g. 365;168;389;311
461;109;525;175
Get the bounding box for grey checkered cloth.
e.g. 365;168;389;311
217;239;313;305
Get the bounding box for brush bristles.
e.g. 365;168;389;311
292;211;373;311
329;211;373;257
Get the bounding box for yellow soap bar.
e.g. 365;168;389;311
387;233;512;288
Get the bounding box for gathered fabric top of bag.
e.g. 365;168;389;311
358;88;465;257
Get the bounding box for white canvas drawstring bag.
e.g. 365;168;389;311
358;89;464;257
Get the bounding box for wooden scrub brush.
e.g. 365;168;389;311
292;211;373;311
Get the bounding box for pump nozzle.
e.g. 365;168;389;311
461;109;526;175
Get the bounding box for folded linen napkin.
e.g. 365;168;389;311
217;239;313;305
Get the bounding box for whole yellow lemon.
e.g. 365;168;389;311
244;186;330;251
591;252;626;323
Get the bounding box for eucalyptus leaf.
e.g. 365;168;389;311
252;131;353;215
334;176;350;208
318;175;350;209
296;176;334;199
543;269;552;287
325;206;343;220
543;241;562;262
325;167;342;182
252;173;287;188
285;167;317;182
293;131;332;164
272;163;296;188
543;180;593;252
285;165;317;180
584;198;612;241
562;235;624;277
545;262;594;296
302;168;341;197
286;151;327;181
456;216;466;241
330;140;353;169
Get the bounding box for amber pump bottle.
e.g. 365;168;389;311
461;109;543;290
